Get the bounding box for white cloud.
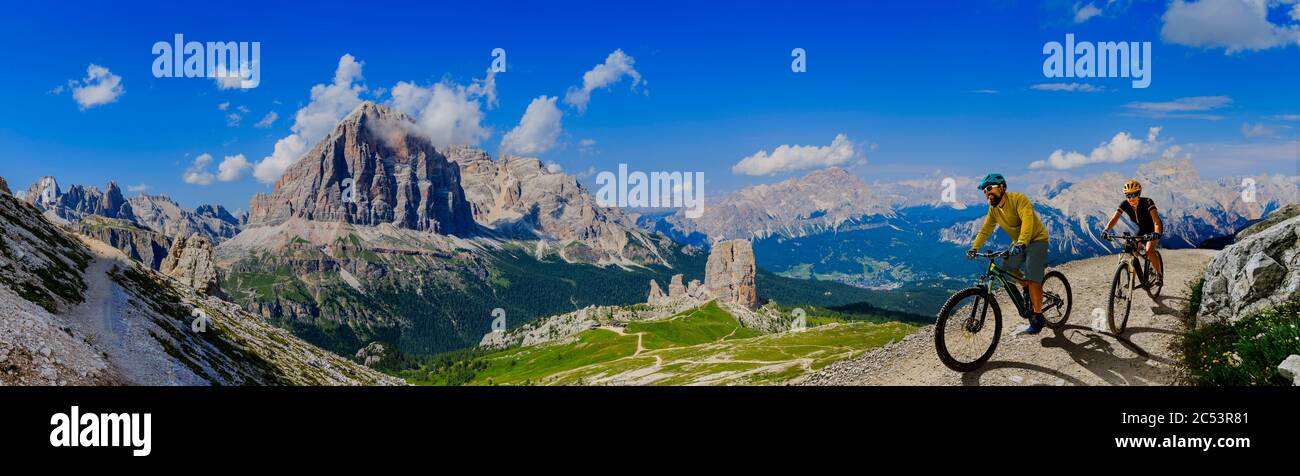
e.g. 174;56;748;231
731;134;860;176
126;184;149;193
218;102;230;111
184;153;252;184
1074;2;1103;23
1268;114;1300;121
69;64;124;110
1123;95;1232;120
226;113;242;127
563;49;644;113
253;54;367;184
183;154;217;185
1031;82;1104;92
970;89;999;94
545;161;563;174
218;154;252;181
500;96;563;156
1161;0;1300;53
213;61;249;90
254;111;278;128
1030;127;1168;170
387;72;494;148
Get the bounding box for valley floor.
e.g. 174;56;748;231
798;249;1216;386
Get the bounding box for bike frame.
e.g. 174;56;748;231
1112;235;1157;288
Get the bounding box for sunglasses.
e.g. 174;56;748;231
983;185;1001;192
1125;192;1140;198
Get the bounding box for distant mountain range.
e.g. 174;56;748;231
647;157;1298;291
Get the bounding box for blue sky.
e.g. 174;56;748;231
1;0;1296;211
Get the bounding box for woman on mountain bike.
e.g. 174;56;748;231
966;173;1051;335
1101;179;1164;287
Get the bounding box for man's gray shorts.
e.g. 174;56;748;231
1004;240;1049;284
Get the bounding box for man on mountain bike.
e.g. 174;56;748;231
966;173;1051;334
1101;179;1163;287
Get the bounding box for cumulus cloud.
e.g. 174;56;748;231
254;111;278;128
387;71;495;148
218;154;252;181
184;153;252;184
563;49;645;113
731;134;861;176
218;102;230;111
1031;82;1104;92
253;54;367;184
1029;127;1168;170
1161;0;1300;53
1123;95;1232;120
213;60;252;90
66;64;124;110
500;96;563;156
183;154;217;185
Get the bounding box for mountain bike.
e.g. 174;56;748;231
1102;232;1163;335
934;248;1074;372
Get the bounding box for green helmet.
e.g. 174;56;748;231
977;173;1006;190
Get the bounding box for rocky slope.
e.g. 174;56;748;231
247;101;476;235
128;194;241;243
1197;214;1299;325
0;192;400;385
445;144;665;265
74;215;171;270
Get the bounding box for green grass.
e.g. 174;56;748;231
409;301;917;386
1182;298;1300;386
628;302;761;350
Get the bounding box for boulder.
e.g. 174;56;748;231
160;233;223;297
1278;355;1300;386
1198;215;1300;324
704;239;758;308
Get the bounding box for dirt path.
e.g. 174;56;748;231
798;249;1216;386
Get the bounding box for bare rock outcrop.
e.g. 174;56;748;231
667;274;686;298
704;239;758;309
1197;214;1300;324
647;280;666;305
160;233;223;297
0;175;10;195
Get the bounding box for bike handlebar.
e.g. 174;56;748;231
1103;233;1158;243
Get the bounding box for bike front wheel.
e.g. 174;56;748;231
935;287;1002;372
1040;270;1072;328
1108;265;1135;334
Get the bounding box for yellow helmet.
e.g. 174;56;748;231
1123;179;1142;194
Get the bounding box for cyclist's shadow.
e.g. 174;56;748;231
960;360;1088;386
960;325;1177;386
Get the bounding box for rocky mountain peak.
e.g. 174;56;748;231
0;175;9;196
247;101;476;235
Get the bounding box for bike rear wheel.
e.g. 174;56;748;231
1146;251;1163;298
935;287;1002;372
1040;270;1072;328
1108;265;1135;334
